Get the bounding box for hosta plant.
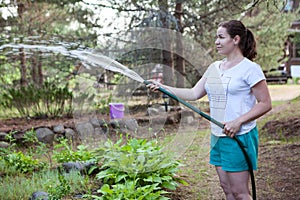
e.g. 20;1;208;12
87;137;187;199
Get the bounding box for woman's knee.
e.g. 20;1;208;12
219;180;232;194
231;187;251;200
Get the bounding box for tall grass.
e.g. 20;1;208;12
0;170;91;200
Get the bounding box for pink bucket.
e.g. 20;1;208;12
109;103;125;119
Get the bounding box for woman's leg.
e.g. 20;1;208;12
216;166;235;200
216;166;252;200
227;170;252;200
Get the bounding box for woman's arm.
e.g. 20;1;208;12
224;80;272;137
147;77;207;101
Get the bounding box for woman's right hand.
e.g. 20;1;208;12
146;79;162;92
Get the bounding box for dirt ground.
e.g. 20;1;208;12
254;99;300;200
0;86;299;200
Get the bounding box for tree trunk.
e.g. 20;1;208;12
159;0;174;85
37;53;43;85
175;2;185;88
159;0;176;105
19;48;27;86
31;55;37;85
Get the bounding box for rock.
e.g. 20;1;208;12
166;113;180;124
180;110;196;125
13;132;25;141
53;125;65;134
180;109;196;117
109;119;139;134
89;118;103;128
183;116;195;124
65;128;75;140
123;119;139;132
28;191;48;200
75;122;95;140
0;141;9;148
147;107;160;115
110;120;120;129
35;128;55;145
0;132;7;141
94;127;106;135
62;161;96;174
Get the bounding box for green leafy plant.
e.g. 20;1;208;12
47;173;71;200
53;138;94;163
88;137;187;199
89;180;169;200
23;128;54;167
2;151;46;173
0;129;52;174
3;131;17;151
95;93;112;115
23;128;39;144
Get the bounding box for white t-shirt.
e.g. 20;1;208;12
203;58;265;137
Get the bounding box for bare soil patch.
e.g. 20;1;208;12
0;117;76;133
256;143;300;200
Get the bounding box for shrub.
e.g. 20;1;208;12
87;137;187;199
1;80;73;118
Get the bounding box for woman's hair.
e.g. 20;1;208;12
219;20;257;61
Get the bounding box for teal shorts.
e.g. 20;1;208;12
210;127;259;172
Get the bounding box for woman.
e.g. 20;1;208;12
147;20;272;200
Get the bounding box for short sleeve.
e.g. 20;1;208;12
245;63;266;87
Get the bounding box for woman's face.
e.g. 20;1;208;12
215;26;236;56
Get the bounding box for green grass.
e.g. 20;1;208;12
171;129;223;199
258;94;300;144
0;170;92;200
271;100;285;107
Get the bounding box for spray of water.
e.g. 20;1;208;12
75;51;145;83
0;43;144;83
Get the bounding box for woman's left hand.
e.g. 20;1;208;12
223;120;242;138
